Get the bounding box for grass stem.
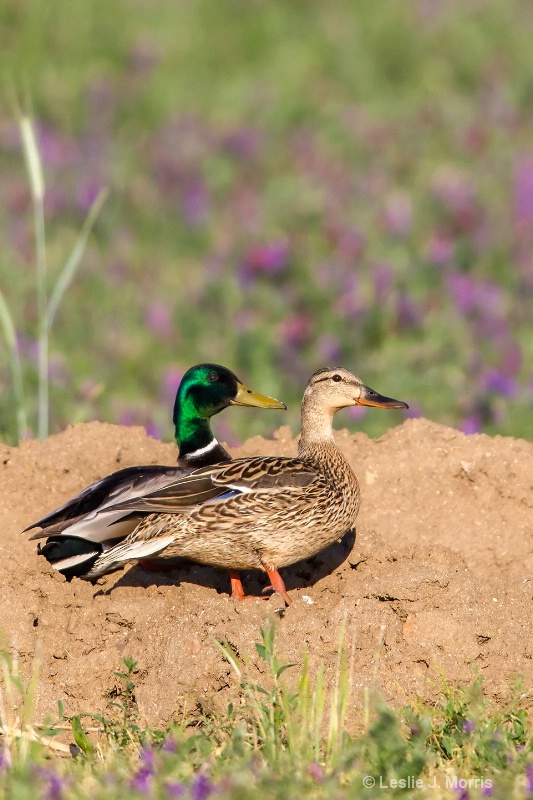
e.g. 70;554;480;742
19;114;48;440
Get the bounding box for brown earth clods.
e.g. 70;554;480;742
0;418;532;727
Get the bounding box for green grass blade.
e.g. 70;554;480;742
212;637;242;680
46;187;109;330
19;113;48;440
0;287;28;440
18;115;44;203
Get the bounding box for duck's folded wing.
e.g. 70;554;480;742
104;457;319;515
23;465;191;533
28;509;143;543
209;456;319;490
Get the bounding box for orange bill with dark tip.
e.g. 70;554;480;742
356;385;409;409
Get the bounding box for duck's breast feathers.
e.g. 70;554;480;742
23;465;191;532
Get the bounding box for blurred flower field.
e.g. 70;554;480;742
1;0;533;445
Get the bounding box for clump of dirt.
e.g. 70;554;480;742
0;418;531;726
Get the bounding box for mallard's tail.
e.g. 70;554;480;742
38;536;103;580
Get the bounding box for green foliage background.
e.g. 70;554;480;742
1;0;533;443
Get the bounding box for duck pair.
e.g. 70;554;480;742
26;365;408;605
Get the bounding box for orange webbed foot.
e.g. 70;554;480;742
262;564;292;606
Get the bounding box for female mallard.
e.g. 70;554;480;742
29;368;407;605
25;363;285;596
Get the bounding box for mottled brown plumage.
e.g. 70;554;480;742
79;368;408;603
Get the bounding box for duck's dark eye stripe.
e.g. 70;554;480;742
313;373;345;385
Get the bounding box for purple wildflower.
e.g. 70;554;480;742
223;127;261;160
455;787;469;800
525;764;533;795
475;280;504;315
317;334;341;362
345;405;367;421
44;186;67;217
501;340;522;376
446;272;477;314
426;230;454;266
243;241;289;276
130;747;156;794
485;370;518;398
396;291;422;329
144;422;162;440
165;782;185;798
146;299;173;340
16;334;39;363
35;767;66;800
514;156;533;228
334;227;365;262
309;762;325;783
381;190;412;237
130;764;152;794
431;166;480;233
182;179;210;225
481;782;494;797
191;772;213;800
462;719;475;734
372;263;394;304
461;415;482;435
446;272;504;319
214;419;240;448
334;274;364;319
116;407;161;440
140;746;156;771
0;746;11;771
77;178;103;214
405;403;423;419
37;123;78;169
281;312;312;348
161;367;185;407
161;737;177;753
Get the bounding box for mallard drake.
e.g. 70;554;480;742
25;363;285;596
28;368;407;605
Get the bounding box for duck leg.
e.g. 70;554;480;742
229;570;246;599
261;563;292;606
229;570;268;601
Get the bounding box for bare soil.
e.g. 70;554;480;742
1;418;532;727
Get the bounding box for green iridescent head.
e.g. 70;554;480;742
172;364;285;455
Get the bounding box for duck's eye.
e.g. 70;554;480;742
332;374;342;383
207;372;218;383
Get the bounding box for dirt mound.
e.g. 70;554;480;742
0;419;532;726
